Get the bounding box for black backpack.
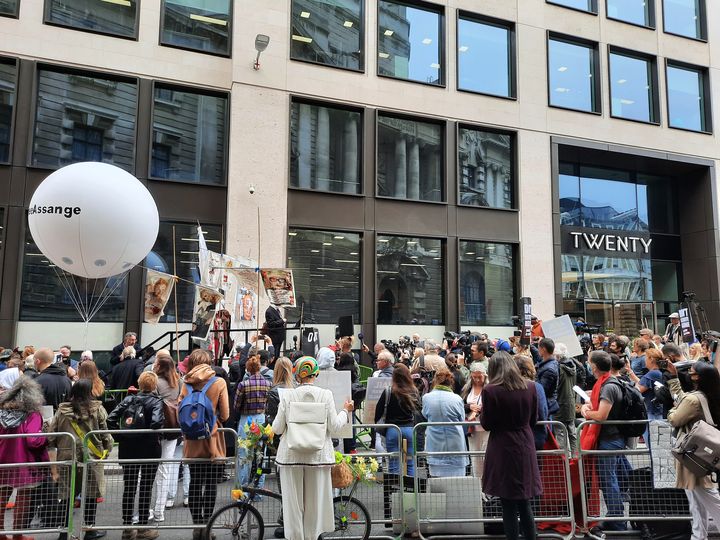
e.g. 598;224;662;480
604;378;647;438
120;395;148;430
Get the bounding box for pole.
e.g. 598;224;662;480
172;225;180;364
256;206;261;342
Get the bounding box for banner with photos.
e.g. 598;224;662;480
144;270;175;324
260;269;296;307
191;286;224;341
228;268;259;329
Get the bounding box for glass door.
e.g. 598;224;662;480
584;300;656;336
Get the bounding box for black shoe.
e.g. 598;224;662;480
274;527;284;538
84;531;108;540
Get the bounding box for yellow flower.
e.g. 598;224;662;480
231;489;244;501
369;458;379;473
263;424;274;439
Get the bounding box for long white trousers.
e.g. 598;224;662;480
279;466;334;540
686;486;720;540
152;438;178;514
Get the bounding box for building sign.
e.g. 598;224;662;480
562;227;652;258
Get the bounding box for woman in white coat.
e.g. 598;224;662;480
272;356;354;540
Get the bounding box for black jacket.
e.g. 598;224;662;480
36;364;72;409
107;392;164;458
536;357;560;416
110;343;143;366
264;306;286;340
108;358;144;390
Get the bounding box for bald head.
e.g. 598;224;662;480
34;348;54;369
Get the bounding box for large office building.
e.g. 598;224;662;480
0;0;718;362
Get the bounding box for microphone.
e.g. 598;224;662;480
293;335;298;351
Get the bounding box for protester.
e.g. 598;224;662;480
272;356;353;540
49;380;114;540
536;338;560;419
470;341;490;371
422;368;468;477
177;349;229;539
462;361;489;479
111;333;142;366
688;343;705;361
482;351;540;540
78;360;105;399
666;360;720;540
0;366;21;393
235;355;271;487
630;338;650;377
109;346;144;390
107;372;164;540
664;313;682;346
554;343;578;450
337;352;366;454
34;347;72;410
0;376;49;536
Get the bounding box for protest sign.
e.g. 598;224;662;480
260;269;296;307
315;370;352;438
364;376;393;424
541;315;583;357
144;270;175;324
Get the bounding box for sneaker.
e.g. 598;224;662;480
131;514;139;525
147;510;154;522
164;500;174;509
135;530;159;540
120;531;136;540
183;497;189;507
153;512;164;523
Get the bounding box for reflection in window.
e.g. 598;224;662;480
663;0;704;39
32;69;137;171
161;0;231;56
290;0;363;70
45;0;137;37
562;254;652;302
459;241;514;326
458;127;513;209
580;176;647;231
377;114;443;201
377;236;443;325
145;222;222;322
457;16;513;97
606;0;652;26
559;167;581;226
285;229;360;325
547;0;594;12
378;0;443;85
642;173;678;233
0;62;15;163
651;261;680;302
610;51;656;123
20;224;126;322
548;36;597;112
151;85;227;185
667;64;707;132
290;102;362;194
0;0;18;17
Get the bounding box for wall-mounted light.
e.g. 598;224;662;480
254;34;270;70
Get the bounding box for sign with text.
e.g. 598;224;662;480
315;370;352;438
541;315;583;358
520;297;532;345
363;376;393;424
562;227;652;259
678;307;696;344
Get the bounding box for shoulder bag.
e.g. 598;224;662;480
285;388;327;453
377;389;390;437
671;391;720;479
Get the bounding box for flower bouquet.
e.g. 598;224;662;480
237;420;274;463
331;451;380;489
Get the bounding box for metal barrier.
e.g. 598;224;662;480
412;420;574;540
577;420;692;538
0;431;76;537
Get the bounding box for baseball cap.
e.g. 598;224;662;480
669;312;679;319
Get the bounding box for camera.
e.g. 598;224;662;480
381;339;399;356
444;330;475;357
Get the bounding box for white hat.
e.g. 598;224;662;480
670;312;680;319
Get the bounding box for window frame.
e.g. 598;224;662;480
158;0;233;58
376;0;447;88
664;58;713;134
607;45;661;126
43;0;141;40
455;10;516;100
287;96;365;197
546;32;602;115
456;122;518;211
28;63;140;171
0;56;18;165
456;238;518;327
289;0;366;73
545;0;598;15
661;0;707;42
0;0;20;18
605;0;656;29
375;110;447;204
148;80;231;187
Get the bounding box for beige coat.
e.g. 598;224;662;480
667;378;714;490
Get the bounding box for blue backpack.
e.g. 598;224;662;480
179;377;218;440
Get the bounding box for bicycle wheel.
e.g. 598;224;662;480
206;501;265;540
322;496;371;540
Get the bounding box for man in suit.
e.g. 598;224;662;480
264;305;286;359
664;312;682;347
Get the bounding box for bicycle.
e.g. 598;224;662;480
207;440;371;540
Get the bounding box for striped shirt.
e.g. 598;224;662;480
234;373;271;415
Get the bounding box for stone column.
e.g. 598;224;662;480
394;135;406;198
343;116;358;193
297;104;312;188
316;106;330;191
408;140;420;199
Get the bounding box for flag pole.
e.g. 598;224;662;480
172;225;180;364
256;203;261;343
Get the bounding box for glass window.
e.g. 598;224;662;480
20;224;127;322
145;222;223;322
377;114;443;202
606;0;652;26
290;0;363;70
0;62;15;164
457;15;513;98
459;241;515;326
0;0;19;17
45;0;138;38
579;167;649;231
151;85;228;185
641;173;678;233
559;166;581;226
377;235;443;325
378;0;443;86
285;229;361;325
32;68;137;171
651;261;680;302
458;127;513;209
663;0;704;39
290;101;362;194
161;0;232;56
581;256;651;301
609;50;657;123
667;63;708;132
548;36;598;112
547;0;595;12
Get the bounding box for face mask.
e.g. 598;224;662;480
512;347;518;354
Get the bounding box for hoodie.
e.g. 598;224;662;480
557;357;577;423
35;363;72;409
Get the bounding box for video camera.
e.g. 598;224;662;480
381;339;399;356
444;330;475;357
702;330;720;354
574;321;601;335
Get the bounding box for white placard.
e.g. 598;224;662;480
364;376;393;424
315;370;352;438
573;385;591;403
541;315;583;358
41;406;54;422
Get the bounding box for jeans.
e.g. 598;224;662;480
122;462;159;525
238;413;266;489
501;498;536;540
384;426;415;476
597;437;629;530
188;463;224;525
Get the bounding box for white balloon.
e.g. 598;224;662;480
28;162;159;279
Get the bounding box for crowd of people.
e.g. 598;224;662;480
0;315;719;540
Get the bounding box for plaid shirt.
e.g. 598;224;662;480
234;373;271;415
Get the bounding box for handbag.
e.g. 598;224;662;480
376;389;390;437
331;460;354;489
285;389;327;453
672;392;720;479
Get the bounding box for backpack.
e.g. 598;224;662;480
604;378;647;438
179;377;219;440
285;389;327;453
120;395;148;430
